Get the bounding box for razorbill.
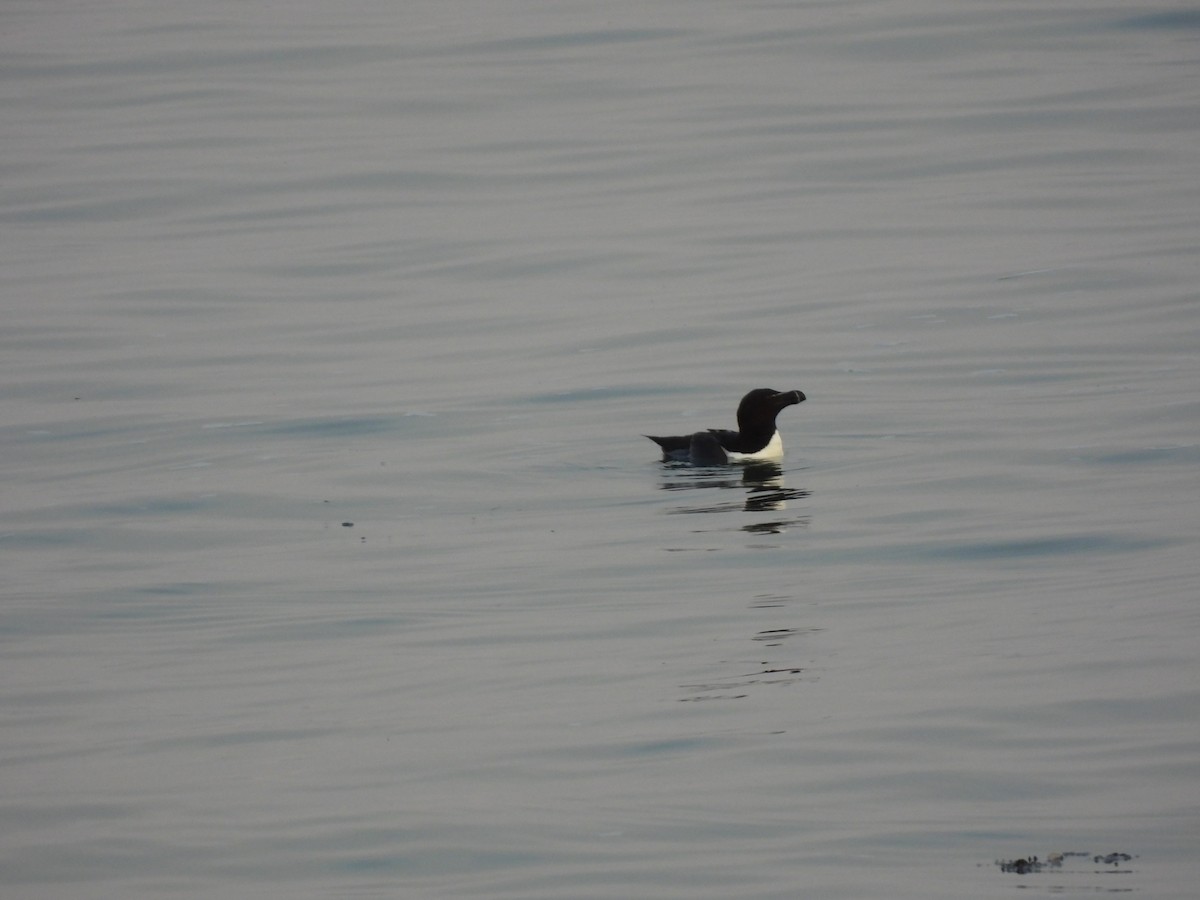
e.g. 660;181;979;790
645;388;806;464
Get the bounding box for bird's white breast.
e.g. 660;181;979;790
726;430;783;462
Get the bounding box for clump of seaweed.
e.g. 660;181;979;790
996;850;1136;874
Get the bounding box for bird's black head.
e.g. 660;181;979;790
736;388;805;434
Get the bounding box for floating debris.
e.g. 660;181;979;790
995;850;1135;875
997;856;1044;874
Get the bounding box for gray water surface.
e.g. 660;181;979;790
3;2;1198;898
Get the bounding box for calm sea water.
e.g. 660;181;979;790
3;1;1198;897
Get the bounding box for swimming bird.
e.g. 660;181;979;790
645;388;806;464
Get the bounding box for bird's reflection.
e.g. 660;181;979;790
657;462;810;531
